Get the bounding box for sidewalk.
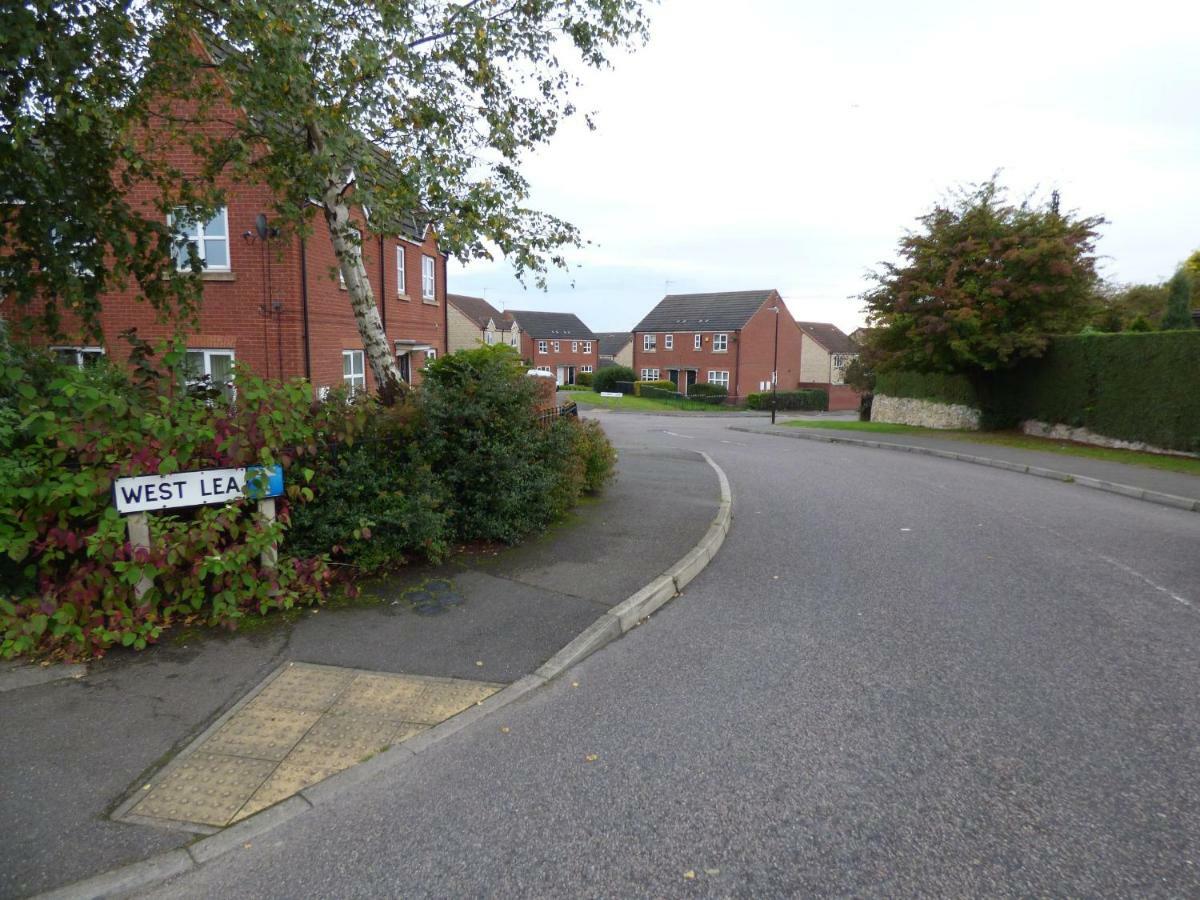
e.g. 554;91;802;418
0;444;721;899
732;423;1200;507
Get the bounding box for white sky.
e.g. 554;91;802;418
448;0;1200;334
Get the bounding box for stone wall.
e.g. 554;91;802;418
871;393;981;430
1021;420;1199;459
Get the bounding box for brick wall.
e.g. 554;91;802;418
799;381;862;412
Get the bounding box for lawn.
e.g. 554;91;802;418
781;419;1200;476
569;392;739;413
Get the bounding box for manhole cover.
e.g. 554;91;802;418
115;663;502;830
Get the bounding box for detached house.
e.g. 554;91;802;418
596;332;634;369
795;322;861;411
17;37;448;396
631;290;803;399
447;294;519;352
508;310;599;386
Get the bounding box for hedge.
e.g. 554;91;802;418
687;383;728;399
995;332;1200;452
634;379;677;396
874;371;979;407
592;366;635;393
746;389;828;411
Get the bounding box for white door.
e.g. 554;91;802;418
556;366;566;386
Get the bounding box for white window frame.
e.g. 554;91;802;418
396;247;407;298
51;346;105;368
580;365;593;373
643;333;657;352
423;348;437;368
537;365;552;373
640;367;660;380
707;370;730;388
713;333;729;352
552;341;560;352
538;340;548;354
583;341;592;354
571;341;579;352
342;349;366;395
664;334;674;350
484;331;495;345
421;255;436;301
184;348;236;401
170;207;230;272
694;333;702;350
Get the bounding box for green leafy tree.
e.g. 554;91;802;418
1162;267;1195;330
861;179;1104;374
0;2;217;342
156;0;652;399
1089;281;1170;331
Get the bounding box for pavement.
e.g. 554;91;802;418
0;443;722;899
140;410;1200;898
733;421;1200;506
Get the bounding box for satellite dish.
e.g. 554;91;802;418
255;213;270;240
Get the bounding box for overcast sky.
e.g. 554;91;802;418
447;0;1200;334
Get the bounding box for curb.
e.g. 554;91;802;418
730;426;1200;514
34;450;733;900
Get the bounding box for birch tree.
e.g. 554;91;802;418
161;0;652;400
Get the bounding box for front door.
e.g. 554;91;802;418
556;365;575;386
666;369;680;390
398;353;411;383
685;370;698;395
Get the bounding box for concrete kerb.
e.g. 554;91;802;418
730;426;1200;514
32;450;734;900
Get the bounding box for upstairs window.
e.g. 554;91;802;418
664;334;674;350
643;333;657;351
170;208;229;271
583;341;592;354
572;341;579;352
713;333;729;352
396;247;407;297
694;333;702;350
552;341;560;352
538;340;548;354
421;255;436;301
342;350;365;395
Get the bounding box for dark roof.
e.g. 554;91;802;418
632;290;777;333
795;322;857;354
448;294;504;329
595;332;632;356
507;310;595;340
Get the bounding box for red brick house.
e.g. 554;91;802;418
16;41;448;397
508;311;599;386
795;321;862;411
631;290;802;399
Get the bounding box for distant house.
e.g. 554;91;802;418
508;310;599;386
447;294;520;352
596;332;633;369
631;290;802;398
848;327;872;347
795;321;861;411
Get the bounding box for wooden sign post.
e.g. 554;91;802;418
113;465;285;598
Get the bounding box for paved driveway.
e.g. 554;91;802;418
148;412;1200;898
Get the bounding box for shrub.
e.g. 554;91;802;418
573;418;617;492
634;379;678;396
0;334;357;660
874;371;979;407
592;366;635;393
746;389;828;411
687;382;727;399
557;383;590;391
576;371;593;387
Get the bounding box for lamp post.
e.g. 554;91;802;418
769;304;780;424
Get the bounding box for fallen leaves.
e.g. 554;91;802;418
585;753;599;762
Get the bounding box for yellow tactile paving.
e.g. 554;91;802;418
125;663;502;829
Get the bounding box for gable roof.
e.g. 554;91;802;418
596;332;632;356
795;321;857;354
633;290;777;333
507;310;595;340
447;294;505;330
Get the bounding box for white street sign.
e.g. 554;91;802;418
112;465;283;514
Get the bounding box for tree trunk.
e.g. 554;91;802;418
321;178;406;404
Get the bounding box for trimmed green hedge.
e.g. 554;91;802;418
593;366;635;393
746;389;828;411
687;382;728;399
877;332;1200;452
997;332;1200;452
634;379;678;396
875;371;979;407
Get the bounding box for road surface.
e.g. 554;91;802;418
147;412;1200;898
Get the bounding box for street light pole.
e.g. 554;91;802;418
770;305;780;425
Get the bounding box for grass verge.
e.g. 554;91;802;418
781;420;1200;476
569;392;738;413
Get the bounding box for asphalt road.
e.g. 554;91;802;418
147;412;1200;898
